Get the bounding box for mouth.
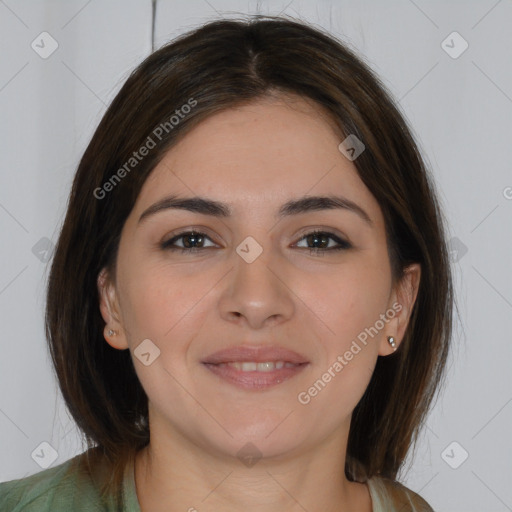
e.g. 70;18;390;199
213;361;302;371
201;345;309;390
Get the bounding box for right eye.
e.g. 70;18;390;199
161;230;217;253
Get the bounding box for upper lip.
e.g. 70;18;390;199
202;345;309;365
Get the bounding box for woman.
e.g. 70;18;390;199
0;15;453;512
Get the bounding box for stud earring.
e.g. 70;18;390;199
107;328;116;336
387;336;397;351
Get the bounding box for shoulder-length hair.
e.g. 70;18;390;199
46;14;453;505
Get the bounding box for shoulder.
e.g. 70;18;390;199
0;451;108;512
0;456;77;511
367;476;434;512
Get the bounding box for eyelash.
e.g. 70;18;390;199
160;230;351;255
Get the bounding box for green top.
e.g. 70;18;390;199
0;451;433;511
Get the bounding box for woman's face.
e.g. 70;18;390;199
99;94;419;461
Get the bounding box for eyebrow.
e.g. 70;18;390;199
138;194;373;226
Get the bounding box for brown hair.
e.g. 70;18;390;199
45;14;453;506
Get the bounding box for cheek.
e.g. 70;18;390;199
301;263;391;351
116;263;209;402
117;260;187;341
118;259;219;359
295;269;386;418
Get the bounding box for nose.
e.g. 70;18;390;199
218;247;295;330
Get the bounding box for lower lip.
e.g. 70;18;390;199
202;362;308;390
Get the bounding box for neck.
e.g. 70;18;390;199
133;424;372;512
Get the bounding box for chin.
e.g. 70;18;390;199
201;419;309;463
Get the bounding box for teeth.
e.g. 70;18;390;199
221;361;296;372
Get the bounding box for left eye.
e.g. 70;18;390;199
161;230;351;253
294;231;351;253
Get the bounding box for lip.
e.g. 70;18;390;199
203;362;308;390
201;345;310;390
202;345;309;365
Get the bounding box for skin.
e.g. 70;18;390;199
98;93;420;512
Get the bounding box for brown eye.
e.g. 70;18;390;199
161;231;215;252
295;231;351;254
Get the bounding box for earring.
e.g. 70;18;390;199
107;328;116;336
387;336;397;351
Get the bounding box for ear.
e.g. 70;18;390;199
379;263;421;356
97;267;129;350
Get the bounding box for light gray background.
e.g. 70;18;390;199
1;1;511;511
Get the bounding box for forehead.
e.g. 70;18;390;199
132;95;384;229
